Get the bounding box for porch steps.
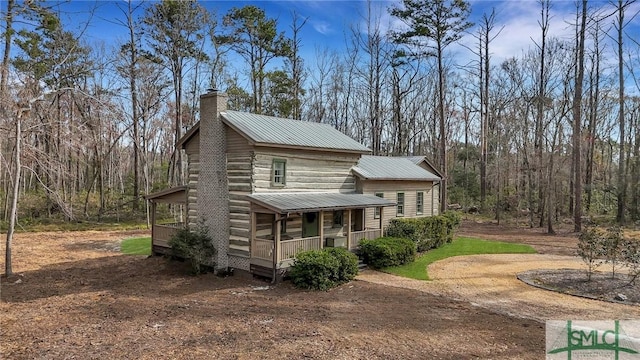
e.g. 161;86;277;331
357;258;368;271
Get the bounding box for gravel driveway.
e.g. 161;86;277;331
357;254;640;322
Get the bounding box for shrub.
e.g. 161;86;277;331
621;237;640;285
289;250;341;291
577;226;606;281
323;247;359;282
386;214;458;252
169;224;217;275
421;216;449;249
441;211;461;243
385;218;417;240
359;237;415;269
603;226;623;278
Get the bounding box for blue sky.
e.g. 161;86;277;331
60;1;639;58
8;1;640;81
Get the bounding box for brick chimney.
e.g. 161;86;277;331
198;90;229;270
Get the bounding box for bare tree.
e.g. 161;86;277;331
611;0;637;223
390;0;474;212
572;0;588;232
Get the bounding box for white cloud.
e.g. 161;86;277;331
312;20;333;35
454;1;578;64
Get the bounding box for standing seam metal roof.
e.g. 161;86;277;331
246;192;396;213
221;110;371;153
352;155;441;181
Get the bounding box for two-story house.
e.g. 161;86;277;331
146;91;441;279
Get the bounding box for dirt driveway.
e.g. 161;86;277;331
358;220;638;322
359;254;640;322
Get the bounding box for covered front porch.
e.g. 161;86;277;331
246;192;395;273
145;186;187;255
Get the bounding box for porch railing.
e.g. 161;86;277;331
253;238;274;260
280;236;322;261
349;229;382;250
152;222;184;248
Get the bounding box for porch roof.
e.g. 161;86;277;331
246;192;396;213
145;186;187;204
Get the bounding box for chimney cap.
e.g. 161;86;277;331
207;88;218;93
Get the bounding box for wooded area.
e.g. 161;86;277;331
1;0;639;233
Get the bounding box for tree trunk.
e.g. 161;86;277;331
535;0;550;226
572;0;587;232
437;43;448;213
128;2;140;211
1;0;14;95
585;26;601;213
616;0;627;223
5;112;21;276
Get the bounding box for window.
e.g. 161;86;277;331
396;192;405;216
416;191;424;215
272;159;286;186
333;210;343;228
273;218;287;236
374;192;384;219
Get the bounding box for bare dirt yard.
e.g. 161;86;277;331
0;221;630;359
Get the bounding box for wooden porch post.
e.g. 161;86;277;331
275;216;281;266
319;211;324;249
250;211;256;259
346;209;352;249
379;207;384;237
151;201;157;248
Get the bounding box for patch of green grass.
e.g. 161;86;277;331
0;219;148;233
121;237;152;256
385;236;537;280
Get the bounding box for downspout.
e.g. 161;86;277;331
272;213;290;284
434;180;440;215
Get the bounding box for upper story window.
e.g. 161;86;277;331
374;192;384;219
396;192;405;216
416;191;424;215
272;159;286;187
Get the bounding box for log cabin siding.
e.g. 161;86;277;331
358;180;438;229
187;153;199;227
183;133;200;227
227;153;253;257
252;148;359;193
225;127;255;257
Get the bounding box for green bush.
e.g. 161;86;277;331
289;248;359;290
359;237;415;269
386;214;458;252
169;224;217;275
622;237;640;285
441;211;462;242
577;226;606;281
421;216;449;249
323;247;359;282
